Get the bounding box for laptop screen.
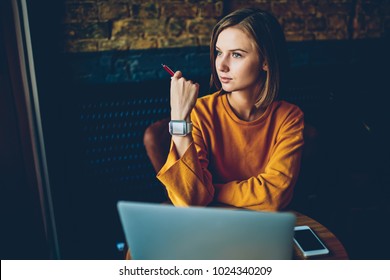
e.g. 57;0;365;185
117;201;296;260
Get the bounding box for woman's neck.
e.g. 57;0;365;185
227;91;265;122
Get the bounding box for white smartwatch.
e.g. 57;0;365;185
169;120;193;136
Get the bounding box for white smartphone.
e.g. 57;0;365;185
294;225;329;257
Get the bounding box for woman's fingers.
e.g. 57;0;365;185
170;72;199;121
173;71;182;79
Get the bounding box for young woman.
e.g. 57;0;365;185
157;8;304;211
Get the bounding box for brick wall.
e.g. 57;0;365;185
63;0;389;52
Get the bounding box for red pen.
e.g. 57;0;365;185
161;64;175;77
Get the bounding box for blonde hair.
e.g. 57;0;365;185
210;8;289;108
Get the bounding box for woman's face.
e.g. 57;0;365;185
215;26;265;95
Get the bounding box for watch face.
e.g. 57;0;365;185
170;121;186;135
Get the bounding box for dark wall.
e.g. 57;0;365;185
0;0;49;259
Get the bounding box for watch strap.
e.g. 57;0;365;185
169;120;193;136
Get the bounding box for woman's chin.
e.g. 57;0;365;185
221;85;234;92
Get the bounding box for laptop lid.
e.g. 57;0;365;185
117;201;296;260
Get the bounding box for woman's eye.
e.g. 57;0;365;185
216;50;222;56
232;52;242;58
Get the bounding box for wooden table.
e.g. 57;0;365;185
294;211;348;260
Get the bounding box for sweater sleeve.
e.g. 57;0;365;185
156;121;215;206
214;109;304;211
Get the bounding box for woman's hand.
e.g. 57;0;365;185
170;71;199;121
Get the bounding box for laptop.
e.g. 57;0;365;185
117;201;296;260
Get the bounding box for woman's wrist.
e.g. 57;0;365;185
171;134;193;158
171;113;190;122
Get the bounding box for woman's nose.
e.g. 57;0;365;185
217;55;229;72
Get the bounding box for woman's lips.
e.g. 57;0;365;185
219;76;232;83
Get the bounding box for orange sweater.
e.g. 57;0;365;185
157;91;304;211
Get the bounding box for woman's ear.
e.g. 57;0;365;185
262;63;268;71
